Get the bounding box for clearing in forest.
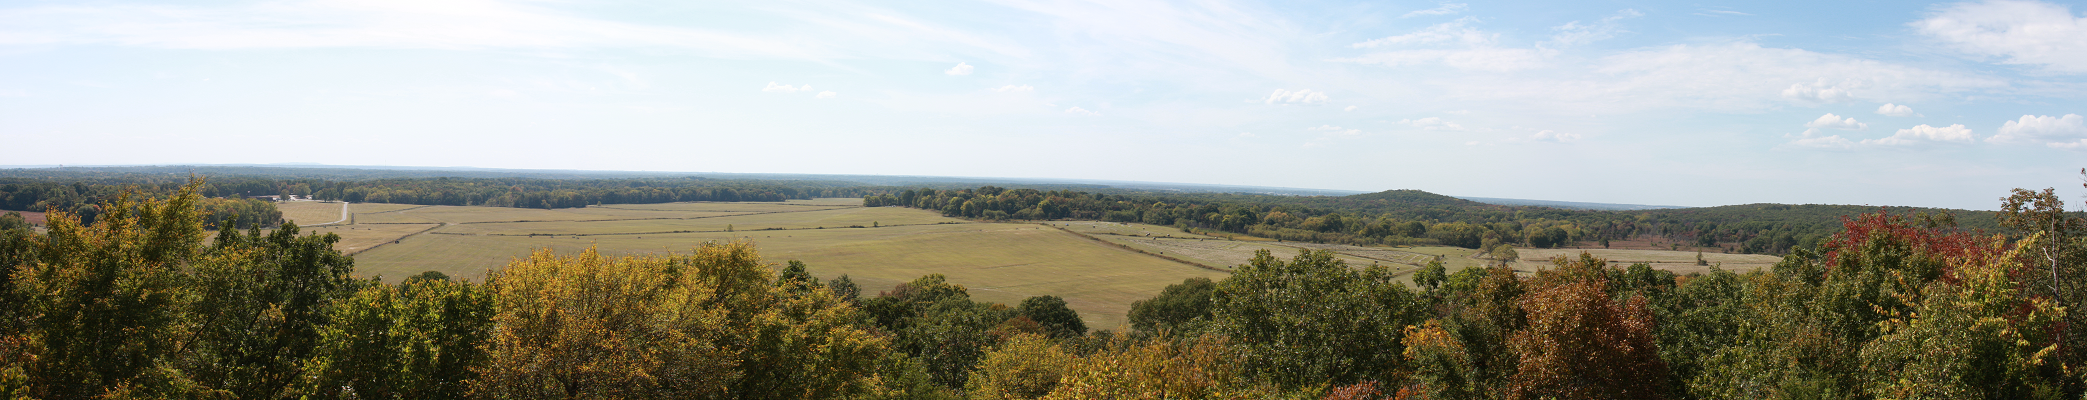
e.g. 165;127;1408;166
274;201;346;226
323;199;1225;330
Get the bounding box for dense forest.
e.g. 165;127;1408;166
867;186;2011;255
3;178;2085;398
0;172;880;213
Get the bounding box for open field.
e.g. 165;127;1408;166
1050;221;1492;286
330;199;1224;329
1511;248;1781;275
4;210;46;225
276;201;345;225
301;223;441;255
302;198;1790;329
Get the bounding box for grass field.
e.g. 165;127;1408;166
302;223;441;255
304;198;1788;329
1510;248;1780;275
330;199;1224;329
1049;221;1487;286
275;201;346;225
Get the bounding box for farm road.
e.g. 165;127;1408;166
304;202;351;227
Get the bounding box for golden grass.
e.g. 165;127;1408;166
1510;248;1780;275
333;200;1227;330
300;223;441;255
275;201;346;225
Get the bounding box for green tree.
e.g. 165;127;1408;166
13;187;204;398
1210;249;1419;388
298;277;494;399
1127;277;1215;336
180;221;358;399
1017;296;1085;339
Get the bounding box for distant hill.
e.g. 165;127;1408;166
1343;189;1492;207
1455;196;1688;211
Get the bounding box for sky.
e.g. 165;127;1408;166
2;0;2085;210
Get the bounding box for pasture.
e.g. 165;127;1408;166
274;201;346;225
1511;248;1780;275
300;198;1786;329
326;199;1225;329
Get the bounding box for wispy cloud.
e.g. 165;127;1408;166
944;62;974;76
0;0;822;58
1266;89;1328;105
1693;9;1754;17
1546;9;1643;48
1915;0;2087;73
1402;3;1469;18
1401;117;1466;131
764;82;814;93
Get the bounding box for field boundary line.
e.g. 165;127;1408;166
594;204;861;211
359;205;435;214
424;221;979;237
344;223;444;256
450;207;861;225
1043;224;1231;273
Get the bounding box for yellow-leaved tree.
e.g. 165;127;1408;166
472;242;888;399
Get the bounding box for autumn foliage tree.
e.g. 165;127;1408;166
1505;253;1669;400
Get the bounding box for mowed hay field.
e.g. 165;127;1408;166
1510;248;1781;275
332;199;1226;330
275;201;347;225
1050;221;1484;286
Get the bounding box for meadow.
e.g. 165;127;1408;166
272;201;347;226
291;199;1225;329
279;198;1781;329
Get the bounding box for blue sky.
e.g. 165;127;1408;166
2;0;2084;209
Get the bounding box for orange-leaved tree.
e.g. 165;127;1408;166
1506;252;1668;400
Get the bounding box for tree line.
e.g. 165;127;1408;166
867;186;2011;256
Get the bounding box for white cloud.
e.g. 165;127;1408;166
1531;130;1581;142
1780;79;1856;103
1401;117;1466;131
1266;89;1328;105
1876;103;1919;117
1402;3;1469;18
944;62;974;76
1308;125;1361;136
1801;113;1868;136
991;84;1033;92
1915;0;2087;73
763;82;813;93
816;91;836;99
1862;124;1976;146
2050;139;2087;150
1547;9;1643;48
1343;105;1357;112
1064;106;1100;116
1989;114;2087;145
